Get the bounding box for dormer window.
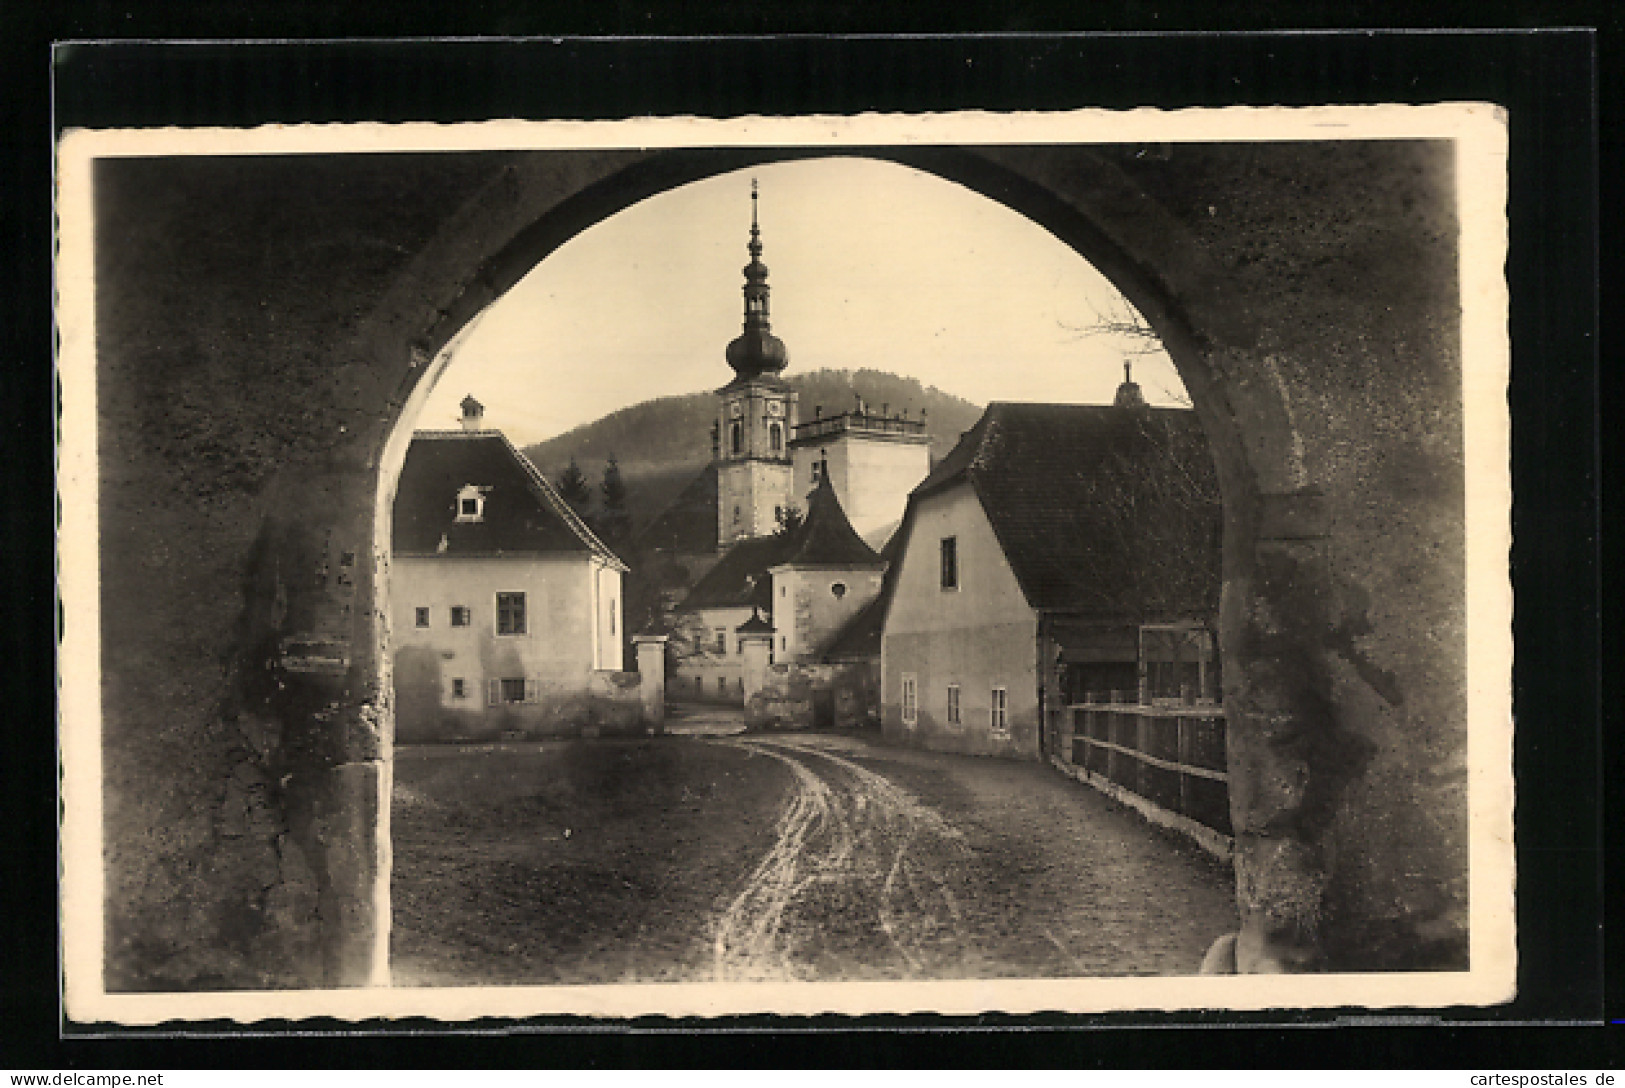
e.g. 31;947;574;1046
455;484;486;523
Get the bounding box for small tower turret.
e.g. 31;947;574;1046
1113;361;1148;410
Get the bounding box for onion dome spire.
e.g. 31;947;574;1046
725;178;790;382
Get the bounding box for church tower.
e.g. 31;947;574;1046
716;180;799;547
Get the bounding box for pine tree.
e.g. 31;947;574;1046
598;455;632;548
557;456;592;513
601;456;628;511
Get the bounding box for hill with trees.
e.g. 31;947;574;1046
523;368;983;534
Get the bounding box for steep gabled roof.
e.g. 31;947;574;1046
634;462;719;555
735;608;775;634
393;430;626;569
677;475;879;613
776;475;884;569
899;401;1222;619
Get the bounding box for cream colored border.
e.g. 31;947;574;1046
57;104;1513;1024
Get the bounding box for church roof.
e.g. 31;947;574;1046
724;180;790;385
392;431;626;569
904;401;1221;618
775;474;885;569
678;534;790;611
677;475;879;612
633;462;719;555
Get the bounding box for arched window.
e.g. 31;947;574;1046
730;421;743;455
769;422;783;453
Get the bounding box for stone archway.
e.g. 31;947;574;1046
92;139;1466;990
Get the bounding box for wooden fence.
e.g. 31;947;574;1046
1055;695;1232;859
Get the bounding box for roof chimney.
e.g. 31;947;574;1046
460;395;485;432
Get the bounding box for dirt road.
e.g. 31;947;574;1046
707;734;1236;981
710;735;972;981
391;733;1236;986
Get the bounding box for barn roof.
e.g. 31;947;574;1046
392;430;626;569
903;401;1222;619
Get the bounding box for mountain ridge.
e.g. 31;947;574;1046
522;368;984;533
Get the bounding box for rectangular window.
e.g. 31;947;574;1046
609;600;616;636
940;537;958;590
901;674;918;726
496;592;526;635
717;676;727;694
715;629;728;654
947;684;961;726
990;687;1008;733
450;605;470;627
414;606;430;628
451;677;466;699
500;677;527;704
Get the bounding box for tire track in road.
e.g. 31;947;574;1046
709;736;969;982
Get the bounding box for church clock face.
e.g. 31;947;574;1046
728;402;743;419
765;400;784;418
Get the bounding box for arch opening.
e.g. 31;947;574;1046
373;152;1266;986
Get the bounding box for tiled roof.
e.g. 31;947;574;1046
634;462;719;555
392;431;626;569
678;476;878;612
777;475;884;569
677;534;791;611
906;402;1222;618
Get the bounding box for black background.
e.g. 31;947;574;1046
2;6;1614;1071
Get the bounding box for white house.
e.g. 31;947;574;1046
879;393;1222;760
390;398;629;741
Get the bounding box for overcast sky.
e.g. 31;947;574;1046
420;157;1187;447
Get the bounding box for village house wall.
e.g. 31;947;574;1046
881;484;1042;758
669;604;754;702
390;553;622;741
770;565;884;662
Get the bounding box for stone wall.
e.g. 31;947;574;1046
743;661;874;731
